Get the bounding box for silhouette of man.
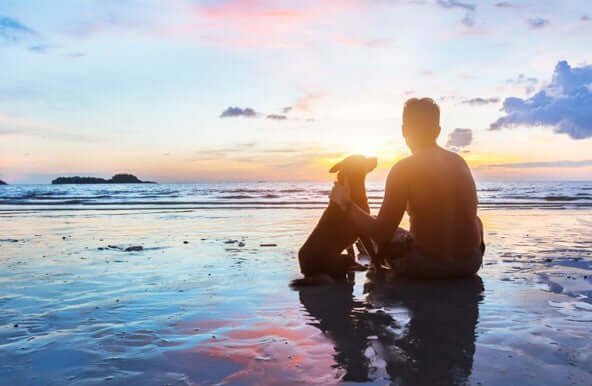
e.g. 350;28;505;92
331;98;484;278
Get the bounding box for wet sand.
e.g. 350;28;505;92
1;208;591;385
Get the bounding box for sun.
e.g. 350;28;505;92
346;137;381;157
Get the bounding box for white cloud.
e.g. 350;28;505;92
491;61;592;139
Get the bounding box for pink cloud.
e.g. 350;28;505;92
0;113;99;142
336;37;393;47
161;0;367;49
293;91;325;114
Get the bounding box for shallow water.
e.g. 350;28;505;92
1;207;591;385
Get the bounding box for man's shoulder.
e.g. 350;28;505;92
445;148;471;167
393;154;410;164
391;155;413;171
387;155;413;181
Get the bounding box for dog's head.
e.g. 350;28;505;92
329;155;377;184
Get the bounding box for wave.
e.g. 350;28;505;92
544;196;592;201
2;182;592;211
3;200;592;210
217;189;275;193
217;195;255;199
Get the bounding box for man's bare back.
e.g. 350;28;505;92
386;146;482;260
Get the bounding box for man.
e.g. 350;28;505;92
330;98;484;279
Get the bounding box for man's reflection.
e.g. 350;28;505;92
297;276;484;384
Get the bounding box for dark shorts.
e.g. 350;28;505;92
384;241;485;279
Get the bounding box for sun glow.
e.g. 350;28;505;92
343;137;382;158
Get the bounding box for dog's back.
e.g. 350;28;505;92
297;202;359;278
293;155;377;286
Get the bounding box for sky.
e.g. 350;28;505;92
1;0;592;184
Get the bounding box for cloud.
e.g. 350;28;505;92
436;0;476;26
446;128;473;152
219;106;258;118
293;92;324;114
28;44;51;53
219;105;301;121
191;142;335;171
461;97;499;105
494;2;515;8
0;114;101;142
581;15;591;22
485;160;592;168
0;16;37;42
527;17;550;29
338;37;393;47
460;14;474;27
173;0;366;49
490;60;592;139
506;74;539;94
192;142;257;161
266;114;287;120
436;0;475;11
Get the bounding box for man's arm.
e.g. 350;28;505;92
331;162;408;243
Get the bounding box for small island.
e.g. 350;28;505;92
0;179;7;185
51;173;156;185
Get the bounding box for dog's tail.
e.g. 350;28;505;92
290;274;335;287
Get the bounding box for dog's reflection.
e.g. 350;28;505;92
297;276;484;384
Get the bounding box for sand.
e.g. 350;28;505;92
0;208;591;385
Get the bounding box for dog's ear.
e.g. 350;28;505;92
329;160;342;173
365;157;378;172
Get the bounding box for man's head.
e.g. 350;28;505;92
402;98;441;151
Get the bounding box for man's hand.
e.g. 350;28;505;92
392;227;413;244
330;178;352;212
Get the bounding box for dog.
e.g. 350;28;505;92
291;155;379;286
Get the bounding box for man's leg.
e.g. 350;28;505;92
389;249;483;279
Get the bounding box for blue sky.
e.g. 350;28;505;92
1;0;592;183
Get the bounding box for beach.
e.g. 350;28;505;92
1;183;592;385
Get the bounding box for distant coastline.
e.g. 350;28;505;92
51;174;156;185
0;180;6;185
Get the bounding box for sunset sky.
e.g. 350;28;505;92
1;0;592;183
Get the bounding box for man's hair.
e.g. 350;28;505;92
402;98;440;142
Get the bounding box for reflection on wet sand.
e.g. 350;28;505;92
298;276;484;384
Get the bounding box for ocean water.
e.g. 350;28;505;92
1;180;592;211
1;182;592;384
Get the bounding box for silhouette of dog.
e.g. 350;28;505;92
291;155;378;286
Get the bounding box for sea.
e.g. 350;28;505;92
1;180;592;211
1;180;592;384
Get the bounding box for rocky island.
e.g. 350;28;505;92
51;173;156;184
0;180;7;185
